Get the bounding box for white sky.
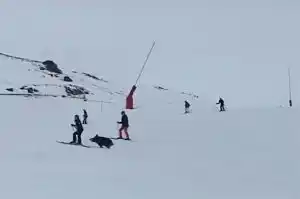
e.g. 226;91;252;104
0;0;300;108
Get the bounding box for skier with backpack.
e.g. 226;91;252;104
70;114;84;144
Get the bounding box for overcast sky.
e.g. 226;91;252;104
0;0;299;108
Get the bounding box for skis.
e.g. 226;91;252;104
57;137;133;149
56;141;91;148
110;137;133;141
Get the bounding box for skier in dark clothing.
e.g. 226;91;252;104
117;111;130;140
216;97;225;112
184;100;191;113
83;109;88;124
70;115;84;144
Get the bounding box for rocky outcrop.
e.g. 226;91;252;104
20;86;39;93
42;60;63;74
82;72;108;83
64;84;89;96
154;85;168;91
63;76;73;82
6;88;14;92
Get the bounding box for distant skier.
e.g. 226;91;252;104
83;109;88;124
184;100;191;113
117;111;130;140
70;115;84;144
83;94;87;101
216;97;225;112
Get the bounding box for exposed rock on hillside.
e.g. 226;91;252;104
63;76;73;82
6;88;14;92
20;86;39;93
82;72;108;83
42;60;62;74
154;85;168;91
64;84;90;96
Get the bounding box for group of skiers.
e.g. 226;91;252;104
184;97;226;113
70;109;130;145
69;97;225;145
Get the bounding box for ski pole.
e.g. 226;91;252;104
71;124;75;131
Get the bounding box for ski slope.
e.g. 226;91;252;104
0;1;300;197
0;59;299;198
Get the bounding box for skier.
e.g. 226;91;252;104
83;109;88;124
70;115;84;144
117;111;130;140
184;100;191;113
216;97;225;112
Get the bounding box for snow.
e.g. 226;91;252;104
0;1;300;198
0;63;299;198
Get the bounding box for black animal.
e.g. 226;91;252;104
89;134;114;149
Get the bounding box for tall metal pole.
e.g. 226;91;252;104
288;67;292;107
135;41;156;86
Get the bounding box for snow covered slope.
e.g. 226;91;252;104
0;56;299;198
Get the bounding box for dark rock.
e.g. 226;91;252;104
64;84;90;96
20;86;39;93
82;72;108;83
27;88;34;93
63;76;73;82
82;72;100;80
42;60;63;74
154;86;168;91
6;88;14;92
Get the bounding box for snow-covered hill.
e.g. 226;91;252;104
1;0;300;197
0;53;299;199
0;52;201;109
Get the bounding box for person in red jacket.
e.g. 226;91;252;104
117;111;130;140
